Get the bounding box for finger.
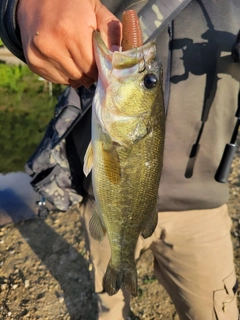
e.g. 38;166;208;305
29;59;95;88
69;76;95;89
29;62;69;85
32;22;98;81
25;37;95;86
30;60;95;88
64;37;98;81
31;34;88;80
96;4;122;50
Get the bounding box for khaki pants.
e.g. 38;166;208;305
82;202;238;320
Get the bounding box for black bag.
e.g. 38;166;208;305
25;85;95;212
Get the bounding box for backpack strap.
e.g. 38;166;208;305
138;0;192;42
164;21;174;115
135;0;192;113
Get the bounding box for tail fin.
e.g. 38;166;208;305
103;262;137;296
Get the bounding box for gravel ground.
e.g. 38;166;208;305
0;142;239;320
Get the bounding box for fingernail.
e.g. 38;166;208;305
111;45;120;52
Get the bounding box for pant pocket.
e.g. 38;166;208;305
213;270;238;320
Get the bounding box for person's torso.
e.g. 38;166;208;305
102;0;240;211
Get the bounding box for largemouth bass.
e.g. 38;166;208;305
84;30;165;296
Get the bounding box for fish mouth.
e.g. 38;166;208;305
93;30;157;70
93;30;156;53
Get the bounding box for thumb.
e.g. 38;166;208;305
96;4;122;51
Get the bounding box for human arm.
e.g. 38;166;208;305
0;0;121;88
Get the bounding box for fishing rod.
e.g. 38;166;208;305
215;29;240;183
215;89;240;183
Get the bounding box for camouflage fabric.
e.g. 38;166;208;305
101;0;192;42
30;141;83;211
137;0;192;42
25;85;95;211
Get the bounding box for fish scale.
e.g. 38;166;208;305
84;31;165;296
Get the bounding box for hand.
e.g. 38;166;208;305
17;0;121;88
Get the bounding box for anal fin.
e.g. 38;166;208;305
89;207;107;242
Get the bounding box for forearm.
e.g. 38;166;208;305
0;0;26;62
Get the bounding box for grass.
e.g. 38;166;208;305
0;63;65;173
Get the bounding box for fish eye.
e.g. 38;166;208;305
143;74;157;89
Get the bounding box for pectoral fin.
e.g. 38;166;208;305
141;210;158;239
89;207;107;242
83;142;93;177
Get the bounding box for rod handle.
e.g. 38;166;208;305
215;144;237;183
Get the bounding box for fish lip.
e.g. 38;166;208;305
93;30;112;61
93;30;156;61
93;30;160;86
119;38;157;54
93;30;156;52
